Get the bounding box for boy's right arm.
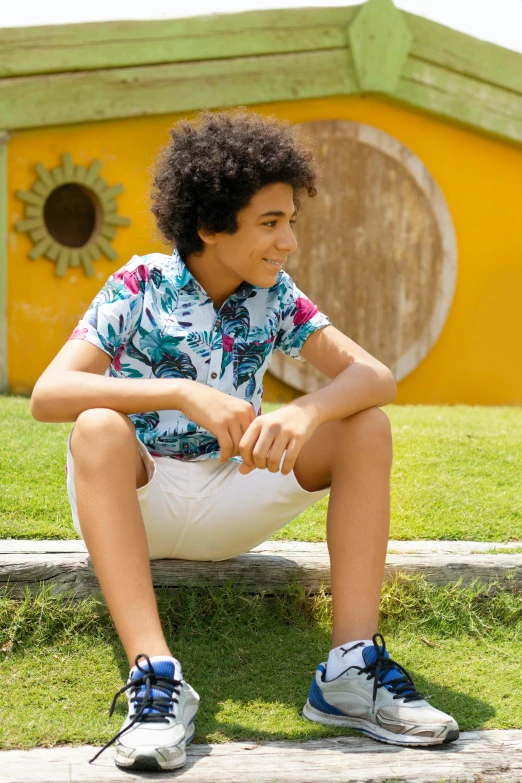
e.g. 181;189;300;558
30;340;256;461
30;340;191;424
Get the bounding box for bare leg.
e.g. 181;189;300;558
70;408;172;667
293;407;392;647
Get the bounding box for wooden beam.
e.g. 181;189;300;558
0;132;8;393
1;3;521;100
2;540;521;599
348;0;412;93
0;49;357;131
0;2;521;149
405;10;522;95
0;7;357;78
396;56;522;145
2;731;522;782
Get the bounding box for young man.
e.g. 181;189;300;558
31;109;458;771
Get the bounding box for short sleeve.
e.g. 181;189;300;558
274;275;331;361
68;255;147;359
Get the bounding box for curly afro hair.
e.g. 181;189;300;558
149;108;318;258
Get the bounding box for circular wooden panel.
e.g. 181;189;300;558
270;120;457;393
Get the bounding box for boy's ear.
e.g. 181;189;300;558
197;226;218;245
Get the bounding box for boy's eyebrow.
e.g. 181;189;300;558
258;209;297;218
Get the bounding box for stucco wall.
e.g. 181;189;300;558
7;94;522;403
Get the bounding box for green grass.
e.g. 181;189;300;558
1;396;520;542
2;397;521;751
1;575;522;749
269;403;522;543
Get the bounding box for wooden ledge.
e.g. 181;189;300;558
2;730;522;782
1;540;521;598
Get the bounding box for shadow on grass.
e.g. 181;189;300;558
106;581;496;748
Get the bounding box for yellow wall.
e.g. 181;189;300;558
7;96;522;402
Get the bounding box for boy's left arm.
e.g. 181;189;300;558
295;324;397;421
238;325;397;474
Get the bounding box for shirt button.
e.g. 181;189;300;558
210;371;217;379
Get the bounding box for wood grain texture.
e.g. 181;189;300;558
405;11;522;95
3;540;520;554
1;2;521;99
1;540;521;598
0;50;356;131
270;119;457;392
397;56;522;145
0;1;521;147
0;7;356;78
2;731;522;782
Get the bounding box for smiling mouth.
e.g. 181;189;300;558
263;258;285;268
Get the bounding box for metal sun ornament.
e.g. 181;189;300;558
15;152;131;277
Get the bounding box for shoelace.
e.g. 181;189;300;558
89;653;182;764
357;633;423;713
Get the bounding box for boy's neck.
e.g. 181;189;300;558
184;248;244;311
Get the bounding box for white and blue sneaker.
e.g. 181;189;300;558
89;654;200;770
303;634;459;746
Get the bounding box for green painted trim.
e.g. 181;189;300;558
0;0;521;147
0;7;358;77
0;49;358;131
0;133;8;392
404;11;522;96
15;153;130;277
1;1;521;100
396;56;522;145
348;0;412;93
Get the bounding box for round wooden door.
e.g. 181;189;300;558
269;120;457;393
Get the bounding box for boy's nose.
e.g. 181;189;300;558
276;228;297;253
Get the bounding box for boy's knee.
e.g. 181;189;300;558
71;408;134;459
343;407;391;439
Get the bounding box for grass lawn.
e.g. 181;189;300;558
1;396;520;542
1;576;521;749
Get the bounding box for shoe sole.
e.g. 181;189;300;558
114;717;196;771
302;702;459;747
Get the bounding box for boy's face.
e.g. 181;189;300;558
201;182;298;288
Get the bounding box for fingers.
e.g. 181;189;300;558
220;413;254;463
265;436;287;474
240;424;284;472
251;431;277;470
218;430;234;463
238;422;260;472
280;439;300;475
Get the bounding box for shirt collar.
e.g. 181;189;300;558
171;247;256;301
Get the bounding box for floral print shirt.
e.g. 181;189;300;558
69;248;331;462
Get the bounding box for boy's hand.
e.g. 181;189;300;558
238;404;319;476
178;382;257;462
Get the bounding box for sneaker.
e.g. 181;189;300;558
303;633;459;746
89;653;200;770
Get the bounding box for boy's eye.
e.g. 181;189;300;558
264;220;297;227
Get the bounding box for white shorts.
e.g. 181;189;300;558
66;435;330;561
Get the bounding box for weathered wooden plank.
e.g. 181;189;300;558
405;11;522;96
1;540;521;598
1;2;521;104
2;539;520;555
0;7;356;78
2;44;521;149
397;56;522;144
0;49;356;131
1;730;522;782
